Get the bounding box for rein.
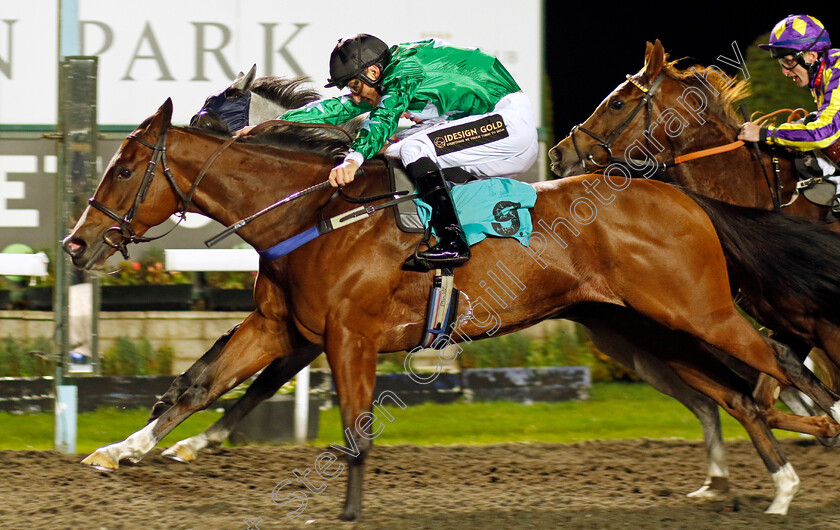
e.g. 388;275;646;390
205;160;419;254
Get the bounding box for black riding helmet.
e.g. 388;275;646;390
324;34;391;89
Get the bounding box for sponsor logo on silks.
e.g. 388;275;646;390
428;114;509;155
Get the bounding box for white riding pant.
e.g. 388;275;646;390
385;92;538;179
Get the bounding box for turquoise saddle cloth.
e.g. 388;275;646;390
413;177;537;246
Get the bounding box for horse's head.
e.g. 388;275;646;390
63;99;183;270
190;65;258;133
550;40;750;179
550;40;671;177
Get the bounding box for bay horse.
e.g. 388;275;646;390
548;38;840;426
62;99;840;516
166;69;836;500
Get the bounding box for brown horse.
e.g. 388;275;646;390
549;40;826;218
549;40;840;410
63;99;840;517
164;73;763;500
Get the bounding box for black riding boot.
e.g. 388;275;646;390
405;158;471;268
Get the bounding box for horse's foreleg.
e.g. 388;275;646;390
668;362;800;515
149;324;239;421
324;327;378;522
81;313;293;471
162;344;322;463
580;318;729;498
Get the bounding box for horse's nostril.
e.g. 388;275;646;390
62;237;86;258
549;147;563;164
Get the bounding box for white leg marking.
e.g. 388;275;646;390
162;433;211;463
98;419;161;465
765;463;800;515
707;444;729;479
830;402;840;424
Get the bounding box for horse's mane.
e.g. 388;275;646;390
659;57;752;128
189;74;365;160
249;76;322;111
181;123;351;160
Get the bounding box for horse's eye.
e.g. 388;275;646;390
610;99;625;111
116;168;132;179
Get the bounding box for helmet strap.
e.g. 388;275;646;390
794;50;821;79
356;64;384;91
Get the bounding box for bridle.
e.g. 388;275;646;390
87;117;362;258
567;71;782;210
570;72;666;170
87;120;201;259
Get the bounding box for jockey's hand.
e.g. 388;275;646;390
738;122;761;142
329;159;360;187
235;125;255;136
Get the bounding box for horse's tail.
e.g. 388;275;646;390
681;188;840;388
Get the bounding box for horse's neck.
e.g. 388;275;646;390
248;93;289;125
169;130;334;250
666;116;776;208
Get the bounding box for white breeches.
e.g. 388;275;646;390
386;92;539;178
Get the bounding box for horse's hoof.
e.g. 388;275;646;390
687;487;726;500
687;477;729;499
81;451;118;471
815;434;840;447
161;443;196;463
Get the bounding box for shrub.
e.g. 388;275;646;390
456;323;639;382
101;337;175;375
101;248;192;286
0;336;55;377
459;332;531;369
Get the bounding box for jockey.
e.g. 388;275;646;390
277;34;538;268
738;14;840;175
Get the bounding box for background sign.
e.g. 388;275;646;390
2;0;542;127
0;0;543;252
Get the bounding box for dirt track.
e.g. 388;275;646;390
1;438;839;529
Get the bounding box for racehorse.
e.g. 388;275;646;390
62;98;840;516
171;69;837;500
549;40;825;219
548;39;840;417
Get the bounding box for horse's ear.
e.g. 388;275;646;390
644;39;666;79
158;98;173;124
142;98;173;132
232;64;257;91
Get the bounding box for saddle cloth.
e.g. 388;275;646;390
413;177;537;246
386;158;537;246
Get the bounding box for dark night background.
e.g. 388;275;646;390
543;2;831;143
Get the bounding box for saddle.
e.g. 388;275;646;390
793;152;840;213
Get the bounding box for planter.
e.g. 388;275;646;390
225;394;322;444
23;286;53;311
101;284;193;311
203;288;255;311
0;289;10;310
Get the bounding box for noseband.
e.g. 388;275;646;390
87;122;191;259
570;72;666;170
